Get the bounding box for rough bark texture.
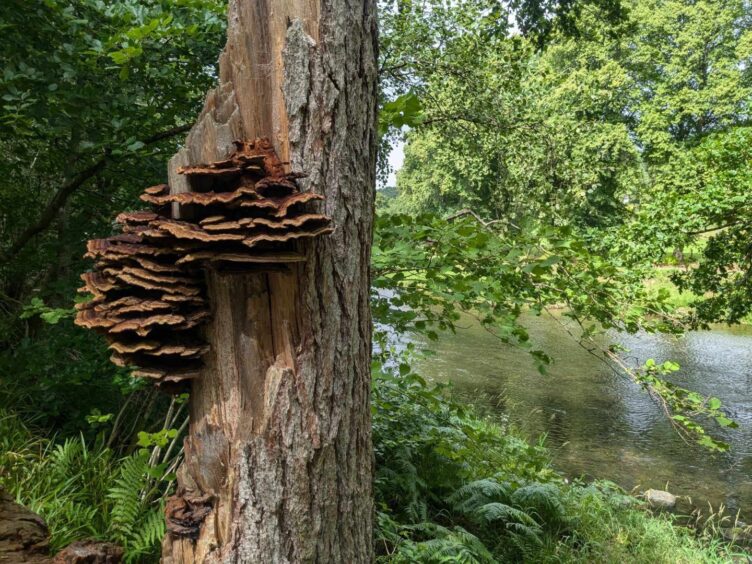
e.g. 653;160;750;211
161;1;377;562
0;490;51;563
0;491;123;564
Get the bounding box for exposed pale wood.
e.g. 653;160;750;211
161;0;377;562
175;250;306;265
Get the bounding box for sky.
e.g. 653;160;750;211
385;138;405;188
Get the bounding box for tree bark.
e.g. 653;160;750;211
0;489;51;563
161;1;377;563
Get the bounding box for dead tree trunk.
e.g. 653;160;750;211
160;1;377;562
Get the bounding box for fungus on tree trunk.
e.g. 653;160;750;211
75;139;333;388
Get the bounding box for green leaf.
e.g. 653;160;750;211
126;140;145;152
715;416;737;428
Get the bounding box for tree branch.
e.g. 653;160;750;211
684;221;745;236
445;208;505;229
140;123;193;146
2;124;192;262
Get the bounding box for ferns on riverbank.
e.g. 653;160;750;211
372;368;741;563
1;372;743;563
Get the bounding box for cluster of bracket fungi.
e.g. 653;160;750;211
75;139;333;388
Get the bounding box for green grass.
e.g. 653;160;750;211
659;237;710;267
537;484;732;563
645;267;752;325
645;267;699;310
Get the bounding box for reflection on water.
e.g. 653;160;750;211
411;314;752;516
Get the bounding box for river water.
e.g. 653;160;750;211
411;314;752;516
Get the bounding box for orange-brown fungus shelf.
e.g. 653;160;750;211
75;138;334;389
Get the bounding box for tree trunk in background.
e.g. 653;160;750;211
161;1;377;562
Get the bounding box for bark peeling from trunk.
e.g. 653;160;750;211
161;1;377;562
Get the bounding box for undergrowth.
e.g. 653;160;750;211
372;367;741;563
1;369;742;563
0;410;165;562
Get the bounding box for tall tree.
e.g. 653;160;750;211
381;1;639;227
0;0;226;338
160;1;377;562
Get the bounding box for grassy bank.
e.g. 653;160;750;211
1;369;743;563
646;267;752;326
373;368;742;562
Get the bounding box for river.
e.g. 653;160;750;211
410;314;752;516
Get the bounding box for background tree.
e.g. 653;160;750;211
0;0;225;322
0;0;226;437
381;0;641;228
383;0;752;323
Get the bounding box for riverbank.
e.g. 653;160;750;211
373;368;745;562
646;267;698;310
410;312;752;520
646;267;752;325
2;369;744;563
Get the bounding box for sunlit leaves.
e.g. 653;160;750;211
379;92;425;136
19;297;75;325
633;359;738;451
372;212;673;372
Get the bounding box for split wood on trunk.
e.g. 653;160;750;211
75;0;377;559
75;139;333;389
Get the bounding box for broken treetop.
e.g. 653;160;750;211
75;139;333;389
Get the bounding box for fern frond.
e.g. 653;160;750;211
123;507;165;563
107;454;152;542
448;478;511;514
510;483;566;526
403;523;497;563
474;502;538;528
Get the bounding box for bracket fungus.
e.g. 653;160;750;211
75;139;333;388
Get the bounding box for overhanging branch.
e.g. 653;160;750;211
2;123;193;263
445;208;505;229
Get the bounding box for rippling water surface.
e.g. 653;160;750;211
411;315;752;515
